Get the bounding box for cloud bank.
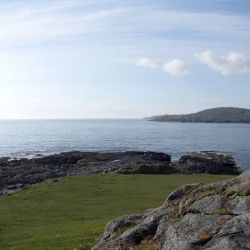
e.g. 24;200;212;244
137;51;250;77
196;51;250;75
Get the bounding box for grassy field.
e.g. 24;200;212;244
0;174;233;250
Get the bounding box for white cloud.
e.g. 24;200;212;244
136;57;189;76
135;57;159;69
163;59;189;76
196;51;250;75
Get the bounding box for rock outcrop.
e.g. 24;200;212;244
0;151;172;195
92;171;250;250
0;151;240;196
172;152;239;175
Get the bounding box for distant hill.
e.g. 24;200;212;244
147;107;250;123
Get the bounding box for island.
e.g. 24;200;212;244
147;107;250;123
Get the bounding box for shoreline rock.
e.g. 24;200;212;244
0;151;241;196
172;152;240;175
0;151;171;195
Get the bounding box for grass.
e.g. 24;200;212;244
0;174;232;250
214;208;232;216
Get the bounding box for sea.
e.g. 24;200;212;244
0;119;250;169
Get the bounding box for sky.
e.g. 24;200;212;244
0;0;250;119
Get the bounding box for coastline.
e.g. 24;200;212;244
0;150;240;196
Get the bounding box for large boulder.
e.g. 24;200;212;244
172;152;240;175
92;171;250;250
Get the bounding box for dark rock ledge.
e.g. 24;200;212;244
91;171;250;250
0;151;240;196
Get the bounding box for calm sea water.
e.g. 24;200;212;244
0;119;250;169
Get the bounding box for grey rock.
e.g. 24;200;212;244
172;152;240;175
203;214;250;250
189;195;227;215
99;214;143;242
165;183;203;203
230;196;250;215
160;214;232;250
0;151;171;195
92;170;250;250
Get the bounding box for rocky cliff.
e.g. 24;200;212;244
92;170;250;250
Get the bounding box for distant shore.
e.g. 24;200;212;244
147;107;250;123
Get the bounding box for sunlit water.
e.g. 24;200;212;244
0;119;250;169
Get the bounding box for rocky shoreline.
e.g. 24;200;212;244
0;151;240;196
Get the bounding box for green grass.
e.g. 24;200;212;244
0;174;232;250
214;208;232;216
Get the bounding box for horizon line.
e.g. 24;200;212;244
0;118;144;121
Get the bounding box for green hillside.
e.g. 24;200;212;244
148;107;250;123
0;174;232;250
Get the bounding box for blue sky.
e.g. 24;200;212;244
0;0;250;119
